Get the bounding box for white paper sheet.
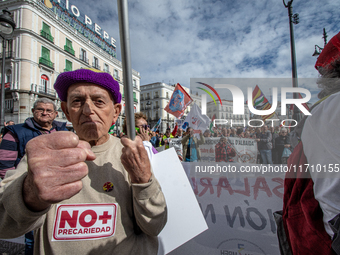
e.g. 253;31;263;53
152;148;208;255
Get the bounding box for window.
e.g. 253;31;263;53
133;79;136;88
154;91;158;98
64;38;75;55
166;92;169;99
147;93;150;99
80;49;88;64
93;57;99;69
41;74;49;92
39;46;54;69
65;60;72;72
114;69;119;80
5;69;11;84
41;22;54;42
104;63;109;73
5;99;13;112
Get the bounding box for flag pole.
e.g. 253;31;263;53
117;0;135;140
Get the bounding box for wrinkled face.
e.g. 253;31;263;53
32;102;58;127
61;83;121;146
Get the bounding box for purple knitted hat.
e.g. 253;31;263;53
54;68;121;103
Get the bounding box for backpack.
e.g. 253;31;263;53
274;97;335;255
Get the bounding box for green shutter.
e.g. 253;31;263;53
41;46;50;61
66;38;74;50
133;92;138;103
65;60;72;71
42;22;51;35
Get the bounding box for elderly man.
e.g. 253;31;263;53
0;98;66;179
0;69;167;254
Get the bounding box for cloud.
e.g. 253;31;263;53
69;0;340;94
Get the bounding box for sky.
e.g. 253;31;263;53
69;0;340;102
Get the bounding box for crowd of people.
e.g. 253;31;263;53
114;121;292;164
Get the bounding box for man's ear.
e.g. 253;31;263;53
112;103;122;123
61;102;71;122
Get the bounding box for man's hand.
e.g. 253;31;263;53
121;136;152;184
23;132;96;212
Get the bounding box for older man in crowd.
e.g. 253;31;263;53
0;98;67;179
0;68;167;254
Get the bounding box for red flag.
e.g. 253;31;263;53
164;83;192;118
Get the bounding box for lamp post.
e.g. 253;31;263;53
0;9;15;130
283;0;301;124
312;28;328;57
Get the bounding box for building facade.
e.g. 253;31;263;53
1;0;140;130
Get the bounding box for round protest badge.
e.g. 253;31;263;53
103;182;114;192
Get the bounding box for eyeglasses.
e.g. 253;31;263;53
34;108;55;114
136;124;150;130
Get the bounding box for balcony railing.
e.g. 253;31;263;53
39;85;56;96
64;45;75;55
153;106;159;109
40;30;54;43
0;51;14;59
154;95;159;98
79;54;89;64
39;57;54;69
145;96;150;100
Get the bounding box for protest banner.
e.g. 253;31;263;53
169;162;284;255
169;137;258;163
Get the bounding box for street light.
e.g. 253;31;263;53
312;45;323;57
312;28;328;57
0;9;16;129
283;0;301;124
